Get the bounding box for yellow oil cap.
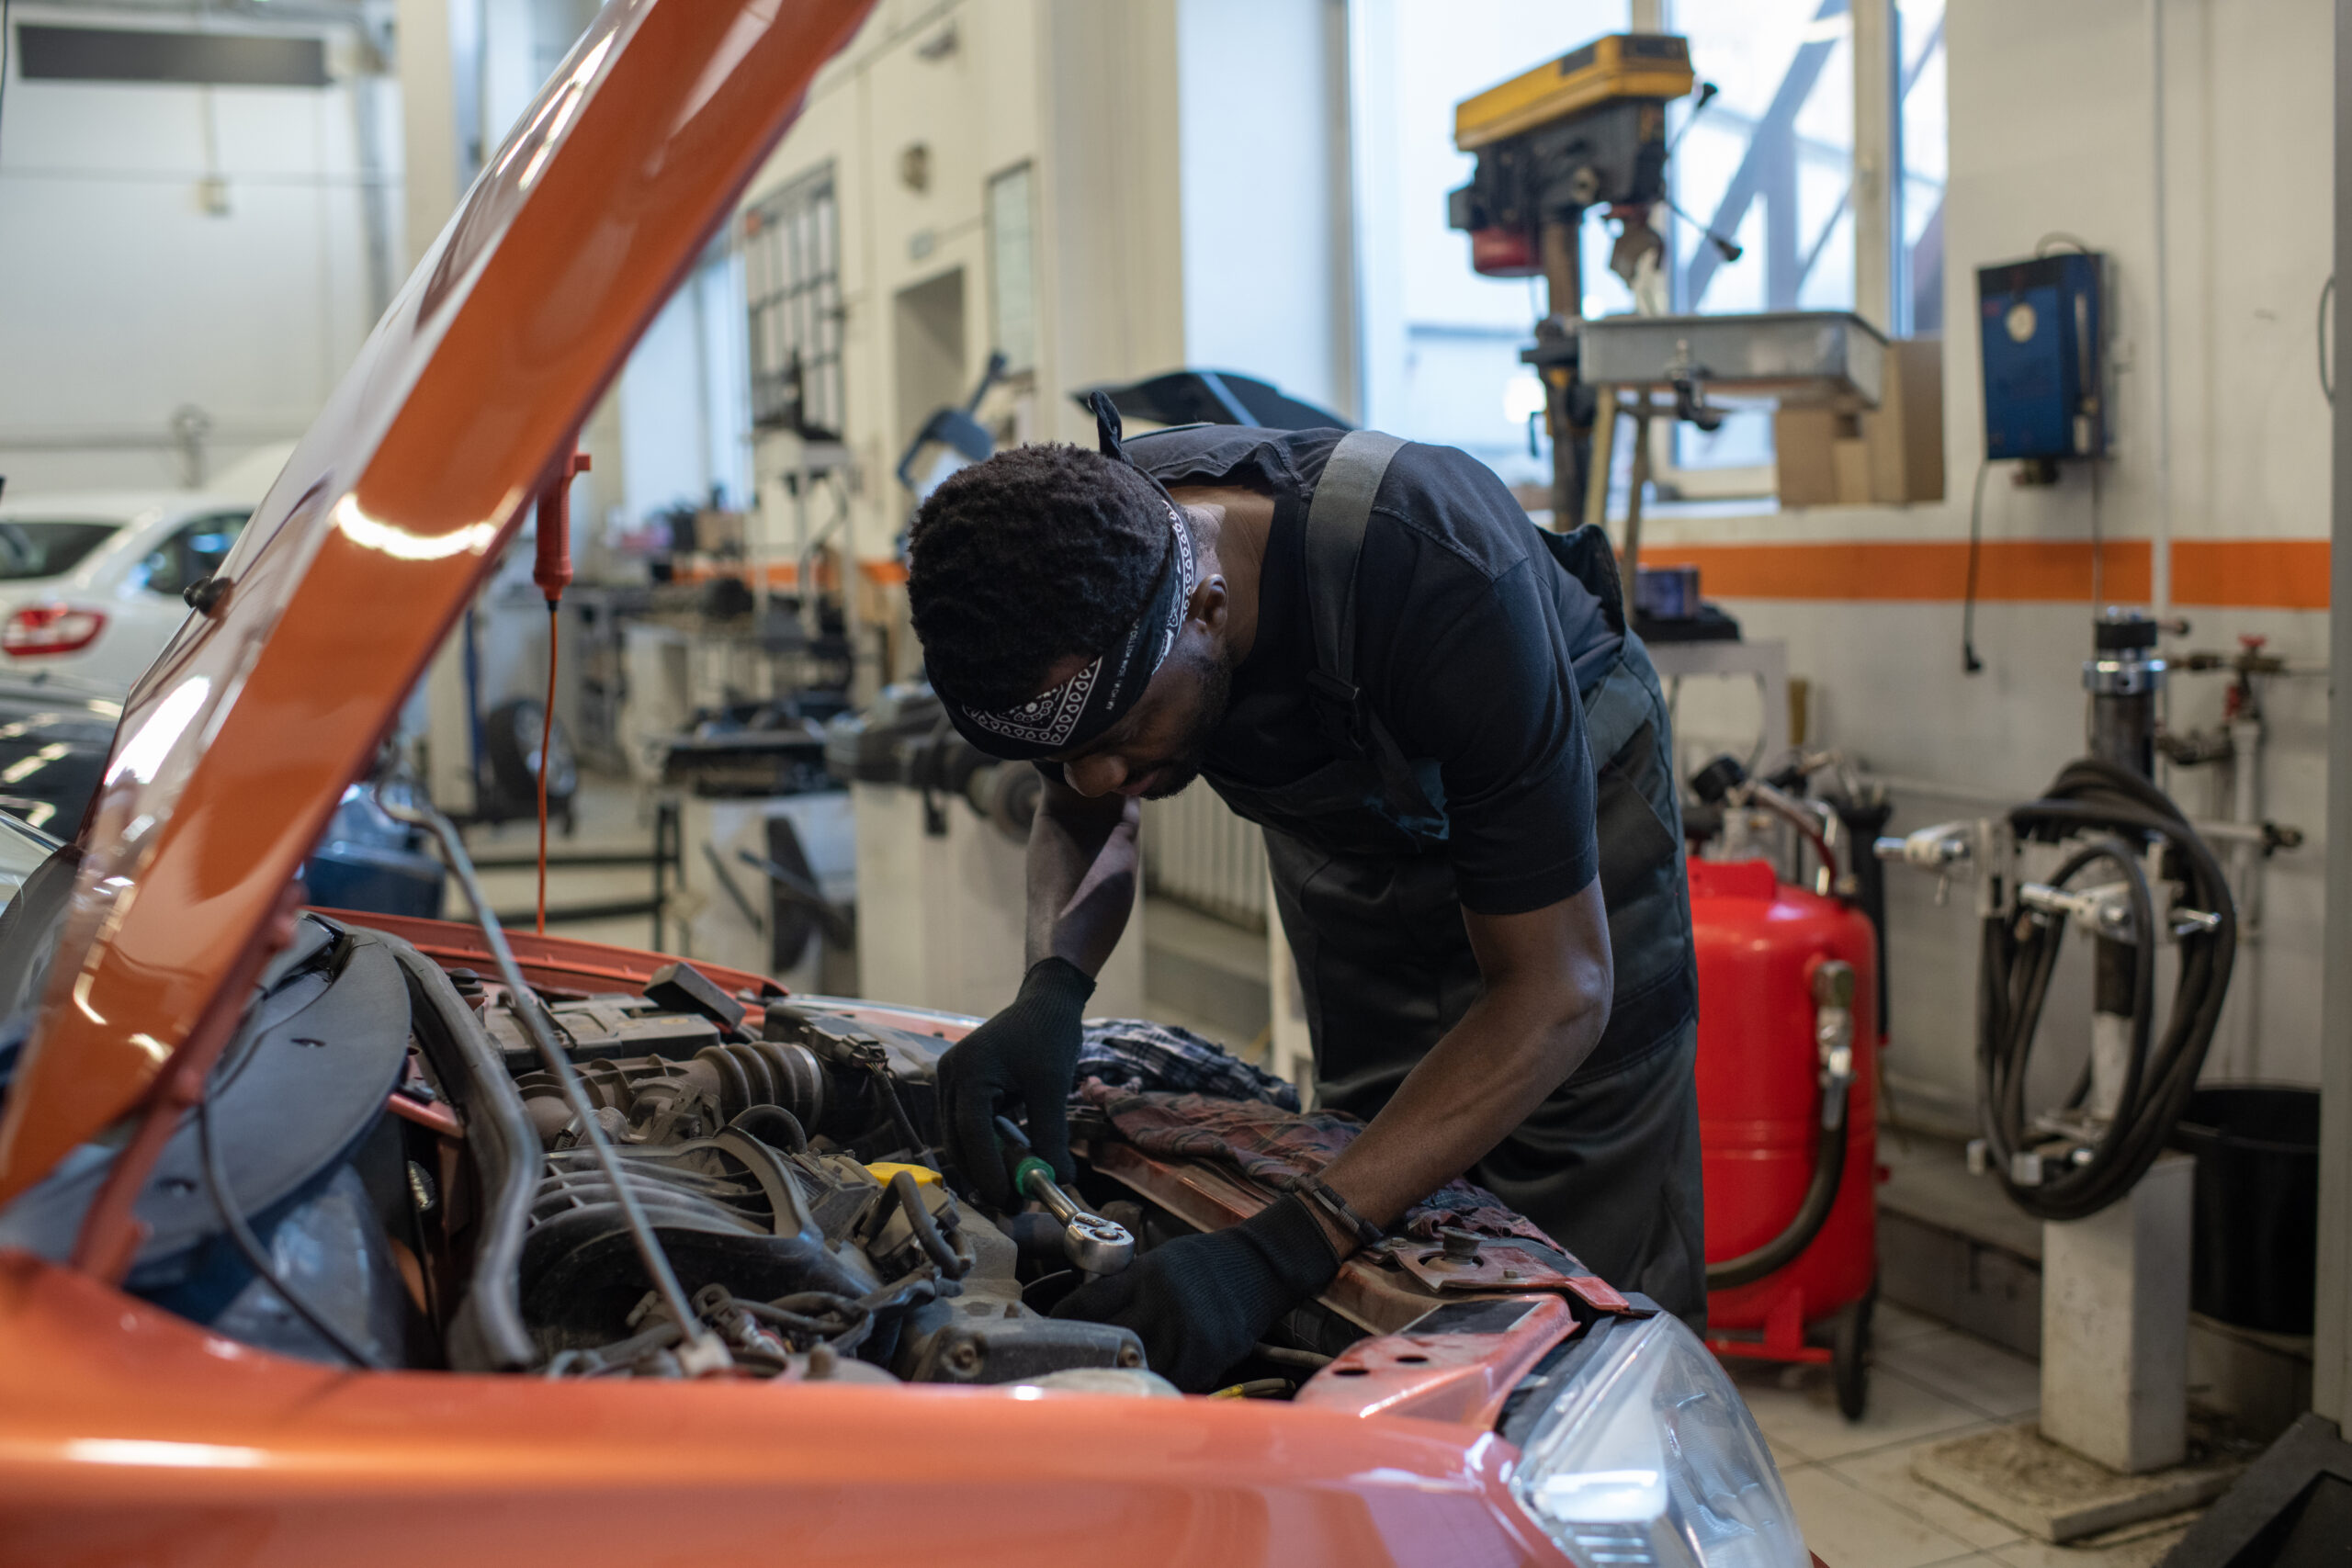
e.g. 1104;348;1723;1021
865;1161;944;1188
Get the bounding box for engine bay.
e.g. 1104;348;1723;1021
488;981;1152;1385
0;908;1619;1399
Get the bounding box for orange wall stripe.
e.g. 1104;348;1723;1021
2170;539;2331;609
1639;537;2329;608
1639;540;2150;603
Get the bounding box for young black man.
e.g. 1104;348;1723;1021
904;402;1702;1392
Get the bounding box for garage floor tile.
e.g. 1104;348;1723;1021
1825;1438;2026;1551
1781;1464;1995;1568
1731;1353;1991;1464
1876;1328;2044;1421
1984;1515;2198;1567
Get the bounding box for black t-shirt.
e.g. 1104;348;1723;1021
1122;426;1623;917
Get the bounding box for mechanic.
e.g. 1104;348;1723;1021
905;400;1702;1392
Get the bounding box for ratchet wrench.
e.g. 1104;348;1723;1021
994;1114;1135;1276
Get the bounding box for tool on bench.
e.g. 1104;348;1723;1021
994;1115;1134;1277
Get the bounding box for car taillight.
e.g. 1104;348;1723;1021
3;605;106;656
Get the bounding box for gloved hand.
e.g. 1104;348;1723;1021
940;956;1095;1208
1052;1193;1340;1393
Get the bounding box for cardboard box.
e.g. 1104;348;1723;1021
1774;407;1850;507
1865;338;1945;502
1831;436;1872;503
1773;336;1945;507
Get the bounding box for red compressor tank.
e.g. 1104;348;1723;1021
1689;856;1881;1418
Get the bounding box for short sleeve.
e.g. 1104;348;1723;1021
1383;557;1601;915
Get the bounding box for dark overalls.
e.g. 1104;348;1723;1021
1197;432;1706;1327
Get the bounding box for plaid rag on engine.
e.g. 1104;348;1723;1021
1069;1077;1565;1250
1076;1018;1302;1111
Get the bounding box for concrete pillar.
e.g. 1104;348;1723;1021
393;0;478;814
2316;0;2352;1438
395;0;463;268
2040;1152;2194;1473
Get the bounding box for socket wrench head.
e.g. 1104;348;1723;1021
1063;1213;1135;1275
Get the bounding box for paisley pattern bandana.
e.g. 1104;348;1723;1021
944;503;1198;760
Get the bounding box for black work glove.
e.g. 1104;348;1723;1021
939;956;1094;1208
1052;1193;1340;1393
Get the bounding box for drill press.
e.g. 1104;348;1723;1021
1446;34;1697;520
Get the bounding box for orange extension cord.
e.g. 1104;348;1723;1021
531;446;587;936
537;603;557;935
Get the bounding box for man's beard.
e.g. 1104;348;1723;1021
1138;645;1234;800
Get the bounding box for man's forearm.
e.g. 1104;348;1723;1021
1305;883;1613;1255
1309;985;1606;1244
1024;785;1141;975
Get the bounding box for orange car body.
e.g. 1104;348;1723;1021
0;6;1819;1563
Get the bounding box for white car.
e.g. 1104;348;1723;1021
0;491;253;690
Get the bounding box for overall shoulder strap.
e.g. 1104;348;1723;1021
1303;430;1409;702
1297;432;1443;831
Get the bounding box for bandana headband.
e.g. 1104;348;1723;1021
944;503;1198;759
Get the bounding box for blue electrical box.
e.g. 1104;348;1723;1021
1977;252;2106;461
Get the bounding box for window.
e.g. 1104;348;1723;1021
1352;0;1634;489
1663;0;1857;480
1648;0;1945;491
1894;0;1947;336
742;164;844;440
141;513;248;599
986;163;1038;378
0;521;120;581
1668;0;1857;316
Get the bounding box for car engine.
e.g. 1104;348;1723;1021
6;907;1534;1392
481;986;1144;1383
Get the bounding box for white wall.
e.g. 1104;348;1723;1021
1175;0;1354;418
1649;0;2336;1122
0;6;398;495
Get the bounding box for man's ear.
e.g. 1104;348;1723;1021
1187;575;1228;634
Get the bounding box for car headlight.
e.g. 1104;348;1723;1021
1507;1311;1805;1568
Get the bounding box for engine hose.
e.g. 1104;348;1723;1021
741;1293;867;1341
889;1169;975;1280
728;1102;808;1154
1705;1092;1849;1292
1977;759;2236;1222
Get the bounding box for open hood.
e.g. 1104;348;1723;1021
0;0;874;1205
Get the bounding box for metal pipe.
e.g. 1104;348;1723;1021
1858;773;2302;851
2147;0;2175;623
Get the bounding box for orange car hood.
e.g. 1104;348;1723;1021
0;0;875;1204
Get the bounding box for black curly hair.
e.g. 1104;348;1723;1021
907;443;1175;710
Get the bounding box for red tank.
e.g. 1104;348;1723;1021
1689;857;1881;1416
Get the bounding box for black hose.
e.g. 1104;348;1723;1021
1706;1096;1849;1291
1977;759;2236;1222
741;1293;867;1340
1826;795;1895;1038
198;1096;383;1371
869;1067;934;1170
889;1169;974;1280
729;1103;808;1153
